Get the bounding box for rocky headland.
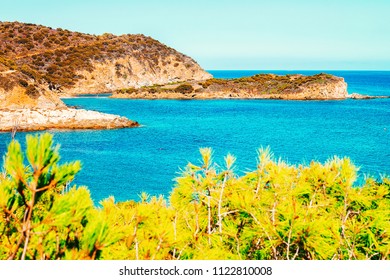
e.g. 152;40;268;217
0;64;139;131
112;73;349;100
0;21;210;132
0;21;211;96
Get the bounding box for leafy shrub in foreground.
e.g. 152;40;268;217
0;134;389;260
0;134;118;259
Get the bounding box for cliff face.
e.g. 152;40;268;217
112;73;349;100
286;75;347;100
0;63;66;109
66;55;211;95
0;21;211;100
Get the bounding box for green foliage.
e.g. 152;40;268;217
198;74;339;95
0;56;17;69
117;87;138;94
1;134;389;260
174;84;194;94
0;133;115;259
19;64;41;81
18;79;28;88
25;85;39;98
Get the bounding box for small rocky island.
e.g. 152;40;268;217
112;73;349;100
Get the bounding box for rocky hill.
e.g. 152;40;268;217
0;21;211;101
112;73;348;100
0;21;213;131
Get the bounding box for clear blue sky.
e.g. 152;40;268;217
1;0;389;70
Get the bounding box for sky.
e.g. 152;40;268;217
1;0;389;70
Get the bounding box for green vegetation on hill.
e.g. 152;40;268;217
115;73;341;98
199;73;337;95
0;134;389;260
0;21;197;90
0;58;43;104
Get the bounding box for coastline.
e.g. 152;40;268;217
110;92;390;100
2;73;387;133
111;73;349;100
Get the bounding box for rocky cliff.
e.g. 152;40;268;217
65;55;211;95
112;73;349;100
0;21;211;97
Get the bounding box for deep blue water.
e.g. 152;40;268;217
1;71;389;204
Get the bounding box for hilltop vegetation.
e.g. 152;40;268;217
1;134;389;260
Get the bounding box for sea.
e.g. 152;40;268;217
1;70;389;204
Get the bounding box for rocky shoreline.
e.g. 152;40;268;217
348;93;390;100
0;108;139;132
111;91;389;101
111;73;350;101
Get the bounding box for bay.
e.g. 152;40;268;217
1;71;389;204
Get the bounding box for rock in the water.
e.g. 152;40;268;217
0;109;139;132
348;93;390;99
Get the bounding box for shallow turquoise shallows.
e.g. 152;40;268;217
0;71;389;204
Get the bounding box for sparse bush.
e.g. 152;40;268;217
148;87;158;94
0;57;17;69
175;84;194;94
46;64;59;75
19;64;40;80
0;76;16;91
25;85;39;98
17;38;28;44
18;79;28;87
117;87;138;94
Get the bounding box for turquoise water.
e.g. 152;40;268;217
1;71;389;203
